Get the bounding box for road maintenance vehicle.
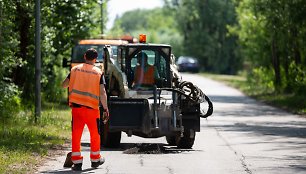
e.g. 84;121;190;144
101;34;213;149
62;39;128;69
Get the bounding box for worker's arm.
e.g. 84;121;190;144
154;66;165;87
154;66;160;79
132;66;139;87
100;75;109;119
100;84;109;119
61;74;70;88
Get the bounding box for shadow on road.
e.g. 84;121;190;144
40;167;96;174
80;142;200;154
210;95;253;104
209;95;292;117
207;94;306;139
210;123;306;139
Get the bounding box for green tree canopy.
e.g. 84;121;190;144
109;8;184;56
166;0;241;74
0;0;100;119
231;0;306;93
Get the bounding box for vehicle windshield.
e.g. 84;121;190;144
127;48;169;89
72;45;104;63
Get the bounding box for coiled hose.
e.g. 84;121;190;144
177;81;213;118
159;81;213;118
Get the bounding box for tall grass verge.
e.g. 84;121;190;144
0;102;71;173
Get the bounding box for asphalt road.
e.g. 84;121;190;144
38;73;306;174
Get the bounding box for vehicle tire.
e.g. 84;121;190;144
100;121;121;148
175;129;195;149
165;135;176;146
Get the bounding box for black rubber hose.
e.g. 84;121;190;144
201;94;213;118
158;80;213;118
157;88;198;102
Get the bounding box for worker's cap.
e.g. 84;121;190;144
85;48;98;60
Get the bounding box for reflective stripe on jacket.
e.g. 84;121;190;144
69;64;102;109
134;65;155;85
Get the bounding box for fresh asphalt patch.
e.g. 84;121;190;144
121;143;196;154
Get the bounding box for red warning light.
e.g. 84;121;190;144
139;34;146;43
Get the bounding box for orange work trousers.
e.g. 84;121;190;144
71;107;101;164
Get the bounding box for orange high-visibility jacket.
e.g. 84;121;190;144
134;65;155;85
69;64;102;109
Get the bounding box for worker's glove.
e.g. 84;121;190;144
102;108;109;124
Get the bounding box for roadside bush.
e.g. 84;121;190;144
42;65;68;103
0;80;21;123
247;67;275;95
286;62;306;94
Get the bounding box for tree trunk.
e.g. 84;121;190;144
0;3;2;58
11;2;34;100
292;27;301;64
271;35;281;90
13;2;31;87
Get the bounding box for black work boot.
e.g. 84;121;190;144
91;157;105;168
71;163;82;171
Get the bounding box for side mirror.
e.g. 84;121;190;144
62;58;70;67
170;54;176;65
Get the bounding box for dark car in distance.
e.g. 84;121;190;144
176;56;200;73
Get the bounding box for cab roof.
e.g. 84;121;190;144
125;43;171;48
79;39;128;45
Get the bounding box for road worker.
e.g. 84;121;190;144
133;52;160;88
62;48;109;171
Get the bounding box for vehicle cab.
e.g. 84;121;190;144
62;39;128;70
102;35;174;98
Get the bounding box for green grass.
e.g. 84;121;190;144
0;102;71;174
201;73;306;115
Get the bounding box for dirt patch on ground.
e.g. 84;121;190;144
34;140;71;172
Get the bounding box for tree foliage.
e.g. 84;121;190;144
166;0;241;74
1;0;305;120
0;0;100;119
41;0;99;101
110;1;241;74
232;0;306;93
109;8;184;56
0;0;23;118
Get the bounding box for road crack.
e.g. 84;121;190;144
105;166;110;174
166;166;174;174
139;155;144;167
214;127;252;174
